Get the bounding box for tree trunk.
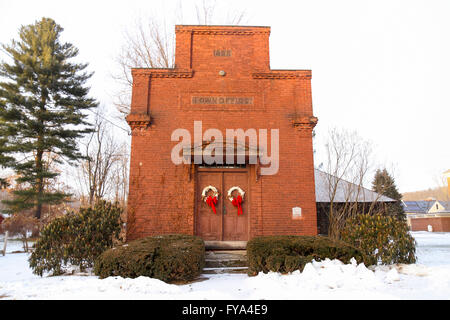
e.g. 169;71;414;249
35;149;44;219
2;231;8;256
35;93;46;220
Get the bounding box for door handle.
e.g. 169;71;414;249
223;205;227;215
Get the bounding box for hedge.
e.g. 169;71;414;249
94;234;205;283
341;214;416;265
246;235;365;276
29;201;122;276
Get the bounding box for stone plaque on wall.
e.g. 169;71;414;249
292;207;302;219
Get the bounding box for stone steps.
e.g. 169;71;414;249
202;267;248;274
203;250;248;274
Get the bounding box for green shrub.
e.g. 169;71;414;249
94;234;205;283
246;235;365;276
341;214;416;265
29;201;122;276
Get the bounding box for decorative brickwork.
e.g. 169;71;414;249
175;25;271;36
131;69;194;78
126;113;152;131
252;71;312;80
292;116;318;132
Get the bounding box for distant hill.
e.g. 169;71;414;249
402;186;449;201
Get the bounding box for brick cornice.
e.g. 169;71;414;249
252;71;312;80
175;25;270;36
132;69;194;78
126;113;152;131
292;116;318;132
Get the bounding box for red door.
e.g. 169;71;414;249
196;169;248;241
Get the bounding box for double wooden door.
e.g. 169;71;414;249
196;169;248;241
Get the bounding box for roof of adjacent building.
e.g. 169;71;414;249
402;200;450;213
435;200;450;211
402;201;434;213
314;169;396;203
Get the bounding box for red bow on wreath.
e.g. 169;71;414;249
231;195;243;215
206;195;218;214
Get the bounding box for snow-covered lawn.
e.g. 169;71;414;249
1;232;449;300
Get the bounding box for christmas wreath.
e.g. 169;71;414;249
227;186;245;215
201;185;219;214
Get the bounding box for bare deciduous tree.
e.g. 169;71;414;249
2;153;75;232
1;212;39;252
76;109;129;207
110;142;129;208
112;17;175;116
432;171;449;202
321;127;391;239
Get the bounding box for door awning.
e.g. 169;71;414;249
182;140;261;164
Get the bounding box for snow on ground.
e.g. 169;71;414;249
0;232;449;300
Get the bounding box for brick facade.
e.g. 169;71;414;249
126;25;318;241
410;217;450;232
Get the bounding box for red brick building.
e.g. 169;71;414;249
126;25;318;245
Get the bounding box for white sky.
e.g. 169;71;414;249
1;0;449;193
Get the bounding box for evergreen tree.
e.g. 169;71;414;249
372;168;405;220
0;118;14;188
0;18;97;218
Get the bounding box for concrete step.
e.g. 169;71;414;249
205;241;247;250
203;250;248;273
205;258;247;268
202;267;248;274
205;250;247;259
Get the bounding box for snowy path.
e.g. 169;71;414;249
0;232;449;299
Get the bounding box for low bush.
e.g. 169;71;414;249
29;201;122;276
94;234;205;283
341;214;416;265
246;235;364;276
